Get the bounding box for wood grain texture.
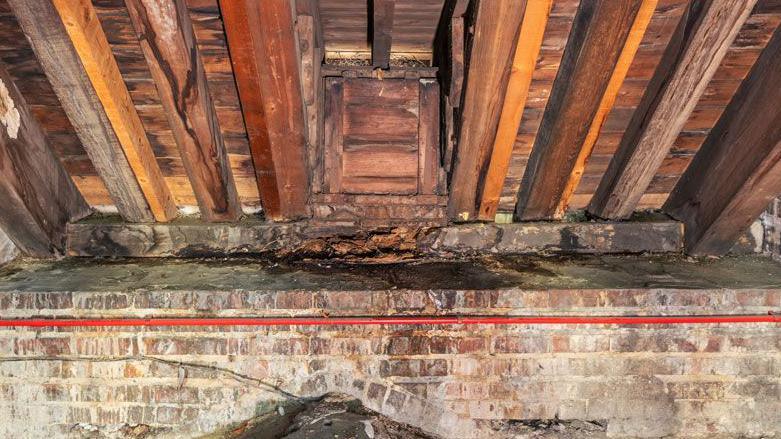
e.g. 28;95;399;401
371;0;395;69
125;0;241;222
588;0;758;219
220;0;310;221
447;0;527;221
477;0;552;220
323;77;345;194
419;79;442;195
515;0;645;221
0;62;91;257
52;0;177;222
7;0;154;222
663;26;781;255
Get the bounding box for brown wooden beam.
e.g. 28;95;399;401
0;61;91;257
371;0;396;69
51;0;178;222
446;0;527;222
663;27;781;256
588;0;757;219
514;0;647;221
220;0;310;221
125;0;241;222
476;0;552;220
296;1;325;194
8;0;155;222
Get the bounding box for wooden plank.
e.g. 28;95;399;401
220;0;310;221
50;0;177;222
7;0;154;222
514;0;646;221
323;77;345;193
477;0;552;220
663;27;781;256
446;0;527;222
588;0;758;219
125;0;241;222
419;79;441;195
371;0;396;69
0;61;91;257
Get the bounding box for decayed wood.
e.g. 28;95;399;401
371;0;396;69
220;0;310;221
663;27;781;256
323;77;345;193
419;79;441;195
588;0;758;219
447;0;527;222
297;13;324;193
477;0;552;220
0;62;91;257
8;0;154;222
51;0;178;222
125;0;241;222
515;0;645;221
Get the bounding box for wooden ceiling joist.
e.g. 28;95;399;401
51;0;178;222
663;26;781;256
371;0;396;69
0;61;91;257
588;0;758;220
446;0;527;222
220;0;310;221
514;0;649;221
8;0;156;223
125;0;241;222
476;0;552;221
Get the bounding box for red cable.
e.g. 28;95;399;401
0;314;777;327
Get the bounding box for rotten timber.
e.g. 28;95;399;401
0;62;91;257
663;26;781;256
125;0;241;222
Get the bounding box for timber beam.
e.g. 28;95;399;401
588;0;758;219
126;0;241;222
371;0;396;69
0;62;91;257
663;26;781;256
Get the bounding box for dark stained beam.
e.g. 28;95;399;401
663;27;781;255
219;0;310;221
8;0;155;222
588;0;758;219
125;0;241;222
514;0;649;221
51;0;178;222
0;61;91;257
446;0;527;222
371;0;396;69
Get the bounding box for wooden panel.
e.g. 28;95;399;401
0;62;90;257
125;0;241;222
220;0;310;221
447;0;527;221
342;145;419;178
323;77;345;193
588;0;758;219
51;0;177;222
419;79;441;194
663;27;781;255
371;0;395;68
515;0;646;221
7;0;154;222
477;0;552;220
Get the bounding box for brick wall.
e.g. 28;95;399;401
0;289;779;438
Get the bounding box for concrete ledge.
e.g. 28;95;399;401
66;217;683;258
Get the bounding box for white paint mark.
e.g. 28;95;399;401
362;420;375;438
0;77;21;139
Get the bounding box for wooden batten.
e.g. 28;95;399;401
588;0;758;219
0;62;91;257
8;0;155;223
125;0;241;222
220;0;310;221
477;0;552;220
663;27;781;256
514;0;647;221
446;0;527;222
51;0;178;222
371;0;396;69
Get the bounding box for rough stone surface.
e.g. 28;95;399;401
0;227;18;266
0;282;779;438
